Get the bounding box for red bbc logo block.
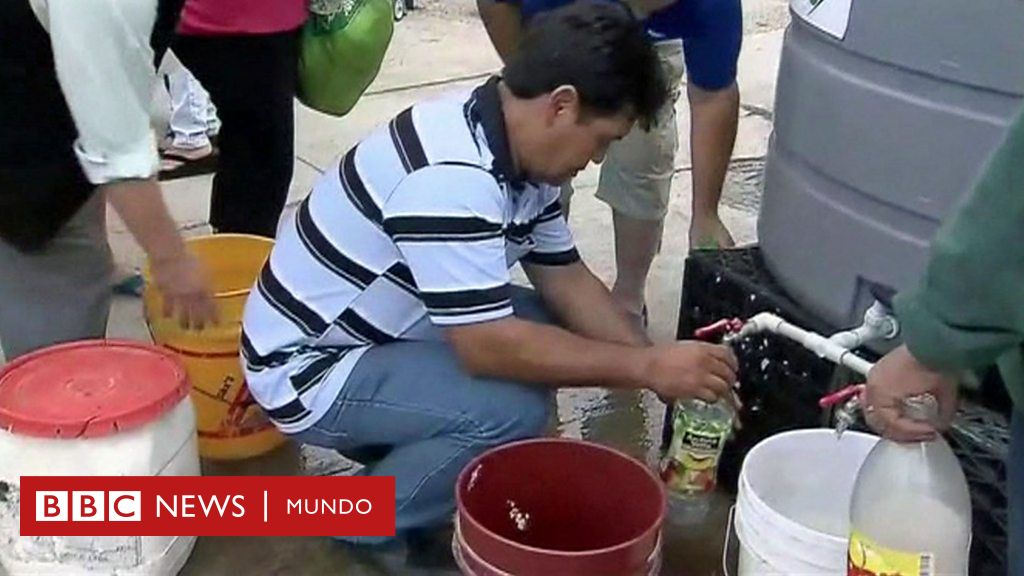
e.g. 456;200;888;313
35;491;141;522
21;476;395;537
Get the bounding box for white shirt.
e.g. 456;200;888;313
241;79;579;433
29;0;160;184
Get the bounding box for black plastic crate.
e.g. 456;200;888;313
949;404;1011;575
672;246;1010;575
669;248;847;492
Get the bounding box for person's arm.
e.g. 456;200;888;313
463;199;734;401
42;0;160;185
519;194;648;346
104;180;218;329
40;0;217;328
386;166;738;402
524;260;649;347
866;107;1024;441
894;107;1024;373
477;0;523;63
445;315;736;403
688;82;739;246
678;0;742;248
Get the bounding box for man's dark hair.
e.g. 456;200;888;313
503;0;669;130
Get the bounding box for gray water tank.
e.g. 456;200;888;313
758;0;1024;328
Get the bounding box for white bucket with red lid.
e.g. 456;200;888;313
0;340;200;575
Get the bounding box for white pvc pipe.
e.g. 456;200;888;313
737;312;875;376
828;325;878;350
827;301;900;349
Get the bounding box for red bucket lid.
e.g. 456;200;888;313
0;340;190;439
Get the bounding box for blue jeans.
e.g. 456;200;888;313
1009;410;1022;576
292;288;553;543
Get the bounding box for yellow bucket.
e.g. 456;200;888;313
143;234;287;460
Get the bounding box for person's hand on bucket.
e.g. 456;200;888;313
103;178;219;331
151;251;219;330
642;342;740;408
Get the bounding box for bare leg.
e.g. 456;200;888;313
610;210;664;319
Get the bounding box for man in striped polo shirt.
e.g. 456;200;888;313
241;1;738;565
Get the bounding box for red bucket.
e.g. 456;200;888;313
454;438;666;576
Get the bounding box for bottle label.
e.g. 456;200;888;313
848;530;934;576
681;430;722;455
662;429;726;494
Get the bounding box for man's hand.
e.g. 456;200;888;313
150;252;219;330
864;345;959;442
642;342;739;407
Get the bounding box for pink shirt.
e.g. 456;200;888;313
179;0;308;35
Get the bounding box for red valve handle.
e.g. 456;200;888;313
819;384;865;409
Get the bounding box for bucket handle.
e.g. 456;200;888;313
722;505;736;576
453;517;663;576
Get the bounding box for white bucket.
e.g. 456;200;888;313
734;429;878;575
0;341;201;576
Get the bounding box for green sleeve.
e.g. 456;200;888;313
894;107;1024;371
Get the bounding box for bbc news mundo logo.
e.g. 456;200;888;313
20;477;395;537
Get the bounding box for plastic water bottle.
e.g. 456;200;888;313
661;398;733;519
848;395;972;575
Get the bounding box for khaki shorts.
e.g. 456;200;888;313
561;40;685;221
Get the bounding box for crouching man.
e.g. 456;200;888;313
240;1;737;568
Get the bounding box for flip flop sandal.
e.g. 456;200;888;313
158;147;219;182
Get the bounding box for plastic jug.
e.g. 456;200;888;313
848;395;972;575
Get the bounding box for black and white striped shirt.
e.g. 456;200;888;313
241;78;579;433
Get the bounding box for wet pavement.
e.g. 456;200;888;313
181;388;739;576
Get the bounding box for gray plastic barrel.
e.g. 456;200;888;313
758;0;1024;328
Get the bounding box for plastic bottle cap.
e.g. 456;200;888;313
902;393;940;425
